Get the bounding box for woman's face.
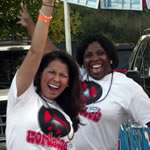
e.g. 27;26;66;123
40;60;69;100
83;41;112;80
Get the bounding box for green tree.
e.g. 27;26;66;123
0;0;81;43
73;5;150;44
1;0;150;44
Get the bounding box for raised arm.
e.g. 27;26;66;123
17;2;57;53
16;0;55;96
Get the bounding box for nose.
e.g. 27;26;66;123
91;55;99;61
53;74;60;82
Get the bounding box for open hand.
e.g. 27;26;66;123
17;2;34;28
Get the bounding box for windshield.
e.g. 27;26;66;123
0;50;27;89
117;50;132;70
139;42;150;78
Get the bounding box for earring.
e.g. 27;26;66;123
110;60;113;65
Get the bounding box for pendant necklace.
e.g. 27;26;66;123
87;72;113;113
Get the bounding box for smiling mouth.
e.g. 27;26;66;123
91;64;102;74
48;84;59;91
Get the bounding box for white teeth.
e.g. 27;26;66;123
91;64;102;74
92;64;102;68
49;84;58;89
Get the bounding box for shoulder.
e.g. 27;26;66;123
113;71;145;93
8;73;36;107
113;71;136;84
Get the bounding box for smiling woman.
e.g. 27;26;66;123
5;1;84;150
74;34;150;150
83;41;112;80
40;59;69;100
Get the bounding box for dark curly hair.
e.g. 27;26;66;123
76;34;119;69
34;51;84;132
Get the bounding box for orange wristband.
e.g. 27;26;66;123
38;14;52;23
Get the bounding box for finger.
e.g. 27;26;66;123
17;12;24;19
24;4;27;9
17;15;22;20
20;2;27;12
20;2;24;8
19;10;25;17
18;9;23;15
16;20;23;25
21;2;29;13
17;20;25;26
17;10;26;19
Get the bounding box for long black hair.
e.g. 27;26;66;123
34;51;84;132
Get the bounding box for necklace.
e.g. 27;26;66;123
96;72;113;103
40;95;74;141
87;72;113;103
86;72;113;113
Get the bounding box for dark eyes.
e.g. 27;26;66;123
48;70;55;74
97;51;105;55
84;51;105;58
48;70;68;78
60;74;68;78
84;53;91;58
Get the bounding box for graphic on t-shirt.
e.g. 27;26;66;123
81;81;102;105
26;130;69;149
38;106;71;138
80;105;102;122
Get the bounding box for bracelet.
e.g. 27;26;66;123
38;14;52;23
43;3;54;7
39;9;53;19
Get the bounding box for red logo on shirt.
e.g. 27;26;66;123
80;81;102;105
38;106;71;138
26;130;69;150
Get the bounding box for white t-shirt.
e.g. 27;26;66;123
6;75;75;150
74;69;150;150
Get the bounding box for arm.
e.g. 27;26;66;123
17;2;57;53
16;0;55;96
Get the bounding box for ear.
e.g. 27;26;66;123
110;60;113;64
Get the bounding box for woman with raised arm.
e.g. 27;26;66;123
6;1;83;150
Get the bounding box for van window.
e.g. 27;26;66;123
140;42;150;78
133;41;147;71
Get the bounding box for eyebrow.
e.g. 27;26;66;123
47;68;69;74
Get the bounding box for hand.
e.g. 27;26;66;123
17;2;34;28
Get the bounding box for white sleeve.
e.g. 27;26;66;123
7;73;35;112
127;83;150;125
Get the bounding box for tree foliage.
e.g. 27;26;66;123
0;0;81;43
73;5;150;44
1;0;150;44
